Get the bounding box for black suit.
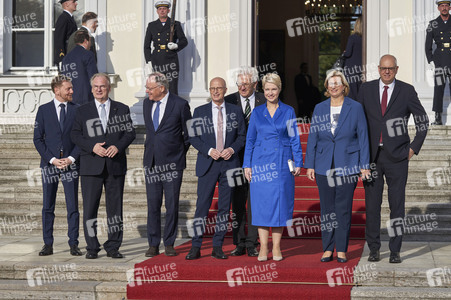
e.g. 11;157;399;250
144;17;188;95
143;93;191;247
33;100;80;247
189;102;246;248
54;11;77;65
294;73;320;118
357;79;428;253
67;26;97;62
224;91;265;248
71;99;136;253
425;16;451;113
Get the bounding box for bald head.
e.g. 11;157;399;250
379;54;397;67
209;77;227;105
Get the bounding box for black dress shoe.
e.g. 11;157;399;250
85;251;98;259
368;250;380;262
185;247;201;260
145;246;159;257
230;246;246;256
320;252;333;262
70;245;82;256
165;245;177;256
337;257;348;263
389;252;402;263
107;250;124;258
247;247;259;257
39;244;53;256
211;247;227;259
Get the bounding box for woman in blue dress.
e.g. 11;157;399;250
243;73;303;261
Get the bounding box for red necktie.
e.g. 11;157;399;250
380;86;388;144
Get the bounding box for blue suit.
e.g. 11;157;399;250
62;45;98;105
243;101;303;227
189;101;246;248
143;93;192;248
304;97;369;252
33;100;80;247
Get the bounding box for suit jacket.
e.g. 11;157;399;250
34;101;80;168
304;97;370;176
343;34;362;72
224;91;266;127
70;99;136;176
144;17;188;68
357;79;428;163
426;16;451;68
67;27;97;62
54;11;78;65
143;93;192;171
62;45;98;105
190;101;246;177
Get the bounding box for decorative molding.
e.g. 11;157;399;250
2;89;52;114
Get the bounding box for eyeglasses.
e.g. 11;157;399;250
379;67;397;72
328;82;343;87
93;85;107;90
236;82;252;88
209;87;225;92
146;85;162;91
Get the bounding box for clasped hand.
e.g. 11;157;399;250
210;148;234;160
93;142;119;158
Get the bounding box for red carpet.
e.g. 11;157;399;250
207;124;366;239
127;238;365;300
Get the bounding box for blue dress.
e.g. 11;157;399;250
243;101;303;227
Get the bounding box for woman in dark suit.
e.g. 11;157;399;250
304;70;370;263
243;73;303;262
343;17;363;100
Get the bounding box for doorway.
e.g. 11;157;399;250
255;0;363;117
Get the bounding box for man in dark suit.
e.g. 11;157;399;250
62;30;98;105
425;0;451;125
185;77;246;260
144;0;188;95
33;75;82;257
71;73;136;259
143;72;192;258
54;0;78;66
67;12;98;62
224;67;265;257
357;55;428;264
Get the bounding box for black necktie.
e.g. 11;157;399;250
244;98;251;124
59;103;66;132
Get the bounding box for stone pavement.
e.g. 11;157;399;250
0;236;451;299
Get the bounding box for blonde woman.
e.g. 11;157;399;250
304;70;370;263
243;73;303;262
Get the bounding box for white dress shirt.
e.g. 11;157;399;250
151;92;169;125
239;92;256;113
379;79;395;106
208;102;227;156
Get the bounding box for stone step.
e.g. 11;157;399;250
351;287;451;299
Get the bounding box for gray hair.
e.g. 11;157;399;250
236;66;259;83
147;72;169;91
90;73;111;88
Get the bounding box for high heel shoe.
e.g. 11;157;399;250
258;255;268;262
337;257;347;263
320;252;334;262
273;255;283;261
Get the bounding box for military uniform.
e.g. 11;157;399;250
54;10;77;65
143;17;188;95
426;0;451;124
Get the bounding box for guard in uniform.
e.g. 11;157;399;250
426;0;451;125
54;0;78;66
144;0;188;95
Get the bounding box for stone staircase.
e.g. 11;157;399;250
0;124;450;299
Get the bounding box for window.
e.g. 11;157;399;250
9;0;84;70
